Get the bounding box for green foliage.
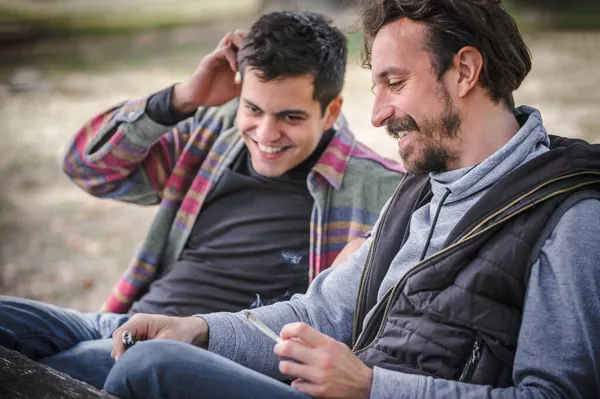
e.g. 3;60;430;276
0;0;259;35
346;32;364;60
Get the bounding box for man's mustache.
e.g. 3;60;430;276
386;115;420;139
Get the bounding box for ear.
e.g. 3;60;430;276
452;46;483;99
322;96;343;130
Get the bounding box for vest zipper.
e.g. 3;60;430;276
351;182;402;345
352;280;402;353
351;239;376;344
459;339;482;382
352;177;600;354
462;172;600;241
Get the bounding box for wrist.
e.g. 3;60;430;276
361;366;373;399
171;82;198;114
190;316;209;348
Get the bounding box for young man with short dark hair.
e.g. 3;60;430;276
0;11;403;389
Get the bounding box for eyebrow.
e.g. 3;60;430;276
242;98;309;118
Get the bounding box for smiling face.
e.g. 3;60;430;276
370;18;462;174
236;68;341;177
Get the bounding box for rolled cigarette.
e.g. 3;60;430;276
242;310;282;343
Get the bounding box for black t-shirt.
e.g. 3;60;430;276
130;130;334;316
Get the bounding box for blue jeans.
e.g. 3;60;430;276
0;295;128;389
104;340;313;399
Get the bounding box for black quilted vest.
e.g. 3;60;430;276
353;136;600;387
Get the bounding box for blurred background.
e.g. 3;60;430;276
0;0;599;311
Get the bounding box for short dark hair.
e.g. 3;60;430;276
359;0;532;108
238;11;348;115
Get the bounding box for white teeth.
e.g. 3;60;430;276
258;143;285;154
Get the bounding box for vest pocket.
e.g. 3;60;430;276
458;338;482;382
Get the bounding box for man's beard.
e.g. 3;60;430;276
386;87;461;174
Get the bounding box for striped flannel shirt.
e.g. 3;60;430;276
63;96;404;313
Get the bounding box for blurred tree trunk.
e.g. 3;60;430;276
0;346;117;399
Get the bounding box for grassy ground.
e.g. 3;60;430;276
0;17;599;311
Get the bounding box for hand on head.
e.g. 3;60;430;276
172;30;248;113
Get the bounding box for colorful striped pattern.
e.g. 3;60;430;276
63;96;404;313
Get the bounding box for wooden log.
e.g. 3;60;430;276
0;345;118;399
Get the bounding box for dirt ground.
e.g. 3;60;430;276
0;26;599;311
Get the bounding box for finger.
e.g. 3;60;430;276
110;325;128;360
217;31;245;51
204;45;238;75
280;322;331;347
279;360;321;384
274;338;316;365
221;46;239;74
230;32;245;50
290;378;324;398
110;316;147;360
216;31;234;48
233;29;248;38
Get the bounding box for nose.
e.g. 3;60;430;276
371;93;395;128
255;116;281;143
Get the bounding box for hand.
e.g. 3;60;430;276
110;313;208;360
274;323;373;399
172;30;247;112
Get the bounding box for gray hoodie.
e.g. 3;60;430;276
201;106;600;398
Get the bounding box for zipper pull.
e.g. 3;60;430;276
473;340;481;361
459;339;482;382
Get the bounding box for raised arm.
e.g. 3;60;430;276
62;30;247;205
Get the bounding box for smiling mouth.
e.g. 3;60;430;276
258;143;286;154
251;139;292;154
388;130;409;140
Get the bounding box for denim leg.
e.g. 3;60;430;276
0;295;129;388
104;340;313;399
41;338;115;389
0;295;103;359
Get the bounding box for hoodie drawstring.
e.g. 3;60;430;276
419;188;452;262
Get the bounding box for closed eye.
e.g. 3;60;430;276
276;111;308;123
283;114;303;122
246;105;261;114
389;80;406;91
